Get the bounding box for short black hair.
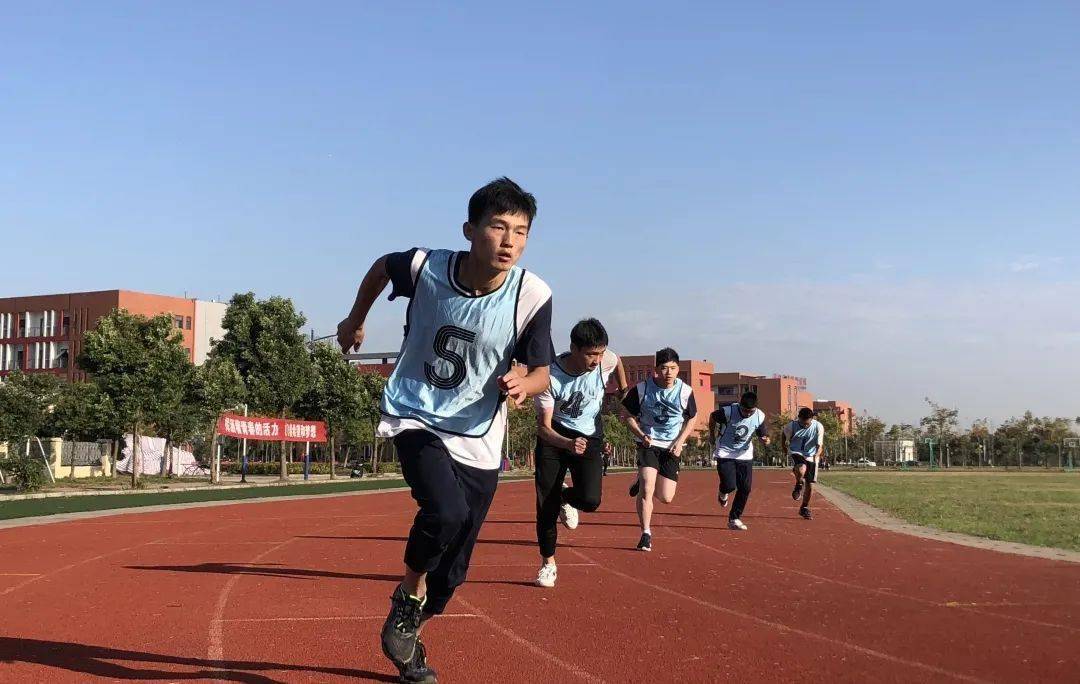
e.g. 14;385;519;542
655;347;679;367
570;318;608;349
797;407;815;420
468;177;537;226
740;391;758;409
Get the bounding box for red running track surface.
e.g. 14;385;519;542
0;470;1077;683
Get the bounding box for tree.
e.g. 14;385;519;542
194;355;247;478
920;398;960;467
211;293;314;481
78;309;186;488
601;401;635;467
966;418;993;466
0;371;64;442
852;414;886;462
814;410;843;463
0;371;64;490
299;343;366;479
506;401;537;468
146;335;199;478
51;381;120;443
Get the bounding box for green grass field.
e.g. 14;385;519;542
822;471;1080;552
0;478;409;521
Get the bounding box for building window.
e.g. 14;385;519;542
185;316;192;330
174;316;184;329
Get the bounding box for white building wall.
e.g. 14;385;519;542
193;300;228;365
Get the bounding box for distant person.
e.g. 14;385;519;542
623;348;698;551
710;391;770;531
783;407;826;520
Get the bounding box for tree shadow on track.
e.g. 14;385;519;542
302;535;536;548
483;519;739;531
301;534;638;551
124;562;402;583
0;637;397;682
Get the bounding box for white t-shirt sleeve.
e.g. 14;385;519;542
815;420;825;448
535;388;555;412
600;349;619;385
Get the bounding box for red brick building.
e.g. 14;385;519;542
813;399;856;434
0;290;227;382
347;351;399;378
711;372;817;421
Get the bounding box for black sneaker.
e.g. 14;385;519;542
628;479;640;497
636;532;652;552
397;638;438;683
381;584;425;669
792;481;804;501
800;507;812;520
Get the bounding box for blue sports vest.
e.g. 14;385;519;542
788;420;821;458
638;377;689;444
548;355;607;437
381;250;521;437
716;404;765;451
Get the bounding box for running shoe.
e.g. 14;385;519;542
636;532;652;552
535;563;558;588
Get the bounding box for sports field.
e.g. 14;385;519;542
822;471;1080;552
0;470;1076;682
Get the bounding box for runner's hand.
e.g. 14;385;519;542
498;373;527;407
337;317;364;352
641;435;653;448
572;437;587;455
671;441;685;457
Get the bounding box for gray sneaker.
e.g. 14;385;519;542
397;638;438;683
381;584;426;669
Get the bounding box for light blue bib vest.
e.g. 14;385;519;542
381;250;521;437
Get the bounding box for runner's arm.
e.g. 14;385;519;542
536;406;576;451
337;254;392;352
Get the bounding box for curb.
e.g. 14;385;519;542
815;483;1080;564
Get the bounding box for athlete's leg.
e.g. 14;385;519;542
424;461;500;616
729;461;754;521
653;450;680;503
800;460;817;517
395;431;470;597
535;441;569;564
383;430;469;671
792;459;806;500
565;440;603;513
636;465;659;532
654;475;678;504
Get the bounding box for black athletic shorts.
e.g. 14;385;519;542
637;445;680;482
789;454;818;483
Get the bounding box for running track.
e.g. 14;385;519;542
0;471;1077;683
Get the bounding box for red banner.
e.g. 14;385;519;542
216;414;327;443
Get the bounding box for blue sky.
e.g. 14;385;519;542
3;2;1078;425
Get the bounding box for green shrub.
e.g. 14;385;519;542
0;453;49;492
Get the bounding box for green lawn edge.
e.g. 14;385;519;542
822;471;1080;552
0;474;531;521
